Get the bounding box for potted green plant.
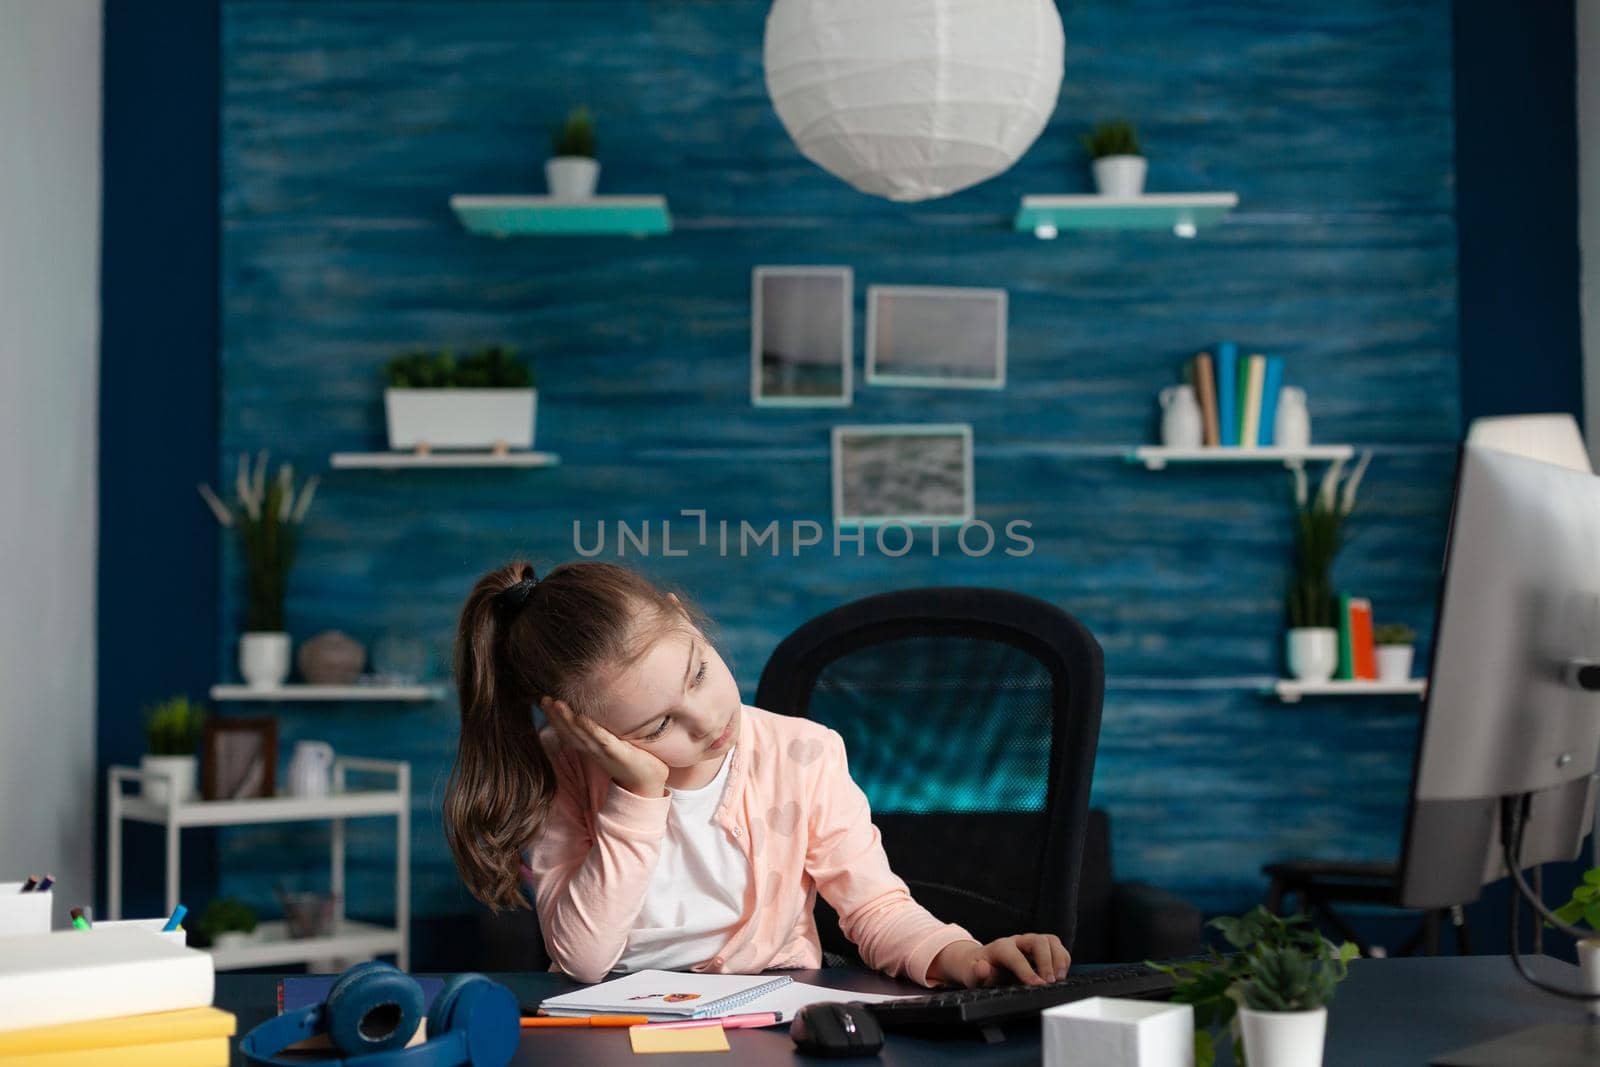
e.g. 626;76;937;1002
197;453;319;689
1372;623;1416;682
383;345;537;454
1285;454;1371;682
195;896;259;951
1153;907;1357;1067
1081;119;1145;197
141;695;208;804
1553;868;1600;1015
547;105;598;199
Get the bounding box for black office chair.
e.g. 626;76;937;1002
1262;860;1470;957
755;586;1199;965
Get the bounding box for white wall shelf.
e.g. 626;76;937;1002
330;451;560;470
209;684;443;703
1272;679;1429;703
1129;445;1356;470
107;757;410;971
450;194;671;237
1016;193;1238;238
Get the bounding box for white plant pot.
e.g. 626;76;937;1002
1092;155;1148;198
213;930;257;951
1580;938;1600;1018
140;754;198;805
1287;628;1339;683
384;389;537;452
1375;645;1415;682
545;156;599;199
240;631;292;690
1238;1005;1328;1067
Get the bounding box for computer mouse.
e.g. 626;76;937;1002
790;1001;884;1058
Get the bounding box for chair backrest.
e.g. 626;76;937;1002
754;587;1104;952
1465;413;1592;473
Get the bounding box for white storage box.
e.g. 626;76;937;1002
0;884;52;937
1043;996;1195;1067
95;917;188;947
384;388;537;451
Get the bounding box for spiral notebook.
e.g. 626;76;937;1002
538;969;906;1022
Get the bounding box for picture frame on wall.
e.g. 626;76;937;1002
202;717;279;800
865;285;1007;389
751;266;853;407
832;424;974;527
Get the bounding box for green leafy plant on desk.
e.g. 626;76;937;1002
1553;868;1600;932
1151;907;1357;1067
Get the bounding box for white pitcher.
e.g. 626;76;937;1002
1159;385;1204;448
287;740;335;798
1275;386;1311;448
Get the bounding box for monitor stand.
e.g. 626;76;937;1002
1433;1021;1600;1066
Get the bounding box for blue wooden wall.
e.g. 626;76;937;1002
218;0;1460;920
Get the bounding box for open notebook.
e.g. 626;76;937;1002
538;969;908;1023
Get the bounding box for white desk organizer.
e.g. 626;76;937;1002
1044;997;1195;1067
95;917;188;947
0;884;53;937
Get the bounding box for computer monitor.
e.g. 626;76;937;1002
1397;442;1600;909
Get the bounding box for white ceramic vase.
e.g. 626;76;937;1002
1375;645;1415;682
139;754;198;805
1275;386;1311;449
240;631;292;690
545;156;599;199
1580;938;1600;1018
1238;1006;1327;1067
1287;628;1339;683
1160;385;1204;448
1092;155;1147;197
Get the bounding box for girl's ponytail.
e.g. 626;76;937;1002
443;559;710;910
444;562;554;911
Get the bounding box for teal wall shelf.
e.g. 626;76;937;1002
449;194;672;237
1015;193;1238;238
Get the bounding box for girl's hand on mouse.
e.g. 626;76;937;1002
928;933;1071;988
542;696;670;799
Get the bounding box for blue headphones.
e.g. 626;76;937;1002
239;961;520;1067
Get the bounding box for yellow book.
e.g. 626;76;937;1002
3;1035;228;1067
0;1006;235;1054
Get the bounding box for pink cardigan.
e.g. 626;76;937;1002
522;704;975;985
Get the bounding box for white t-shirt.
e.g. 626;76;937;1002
615;750;751;972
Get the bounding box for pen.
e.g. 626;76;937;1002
70;907;90;931
35;875;54;892
162;904;188;932
19;876;37;893
522;1015;651;1029
641;1012;783;1031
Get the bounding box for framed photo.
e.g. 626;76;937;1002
203;717;278;800
832;424;974;527
866;285;1007;389
751;266;853;407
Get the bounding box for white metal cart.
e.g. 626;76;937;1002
107;757;410;971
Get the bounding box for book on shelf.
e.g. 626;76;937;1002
1337;594;1354;680
1258;356;1285;446
1216;341;1239;447
1240;354;1266;447
1349;598;1377;680
1192;352;1220;446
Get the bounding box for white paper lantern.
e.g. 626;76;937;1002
763;0;1065;203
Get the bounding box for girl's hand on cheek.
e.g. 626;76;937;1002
929;933;1071;988
542;696;670;799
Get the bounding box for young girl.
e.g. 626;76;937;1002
444;560;1070;988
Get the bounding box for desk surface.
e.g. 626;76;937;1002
216;956;1584;1066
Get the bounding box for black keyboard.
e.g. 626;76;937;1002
859;963;1175;1031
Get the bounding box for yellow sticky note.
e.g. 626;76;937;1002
628;1024;731;1054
